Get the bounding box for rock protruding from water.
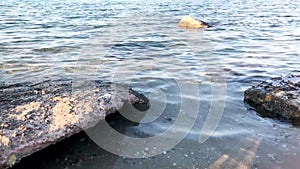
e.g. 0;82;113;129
178;16;210;28
0;79;149;169
244;75;300;124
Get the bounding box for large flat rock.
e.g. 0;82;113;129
244;75;300;124
0;79;148;168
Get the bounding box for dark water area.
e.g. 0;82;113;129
1;0;300;168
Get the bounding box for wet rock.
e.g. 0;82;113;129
0;79;149;168
244;75;300;124
178;16;210;28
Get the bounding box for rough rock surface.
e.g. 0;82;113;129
178;16;210;28
0;79;148;169
244;75;300;123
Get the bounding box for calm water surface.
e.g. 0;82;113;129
1;0;300;168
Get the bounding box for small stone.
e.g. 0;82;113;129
267;153;275;161
165;117;172;121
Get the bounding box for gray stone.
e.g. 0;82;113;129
244;75;300;124
0;79;149;168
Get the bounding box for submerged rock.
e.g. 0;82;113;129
178;16;210;28
244;75;300;124
0;79;149;168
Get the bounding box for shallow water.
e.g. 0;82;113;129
1;0;300;168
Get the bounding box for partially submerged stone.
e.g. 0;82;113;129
244;75;300;124
0;79;148;168
178;16;210;28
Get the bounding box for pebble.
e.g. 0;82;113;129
267;153;275;161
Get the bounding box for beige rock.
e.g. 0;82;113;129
178;16;210;28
